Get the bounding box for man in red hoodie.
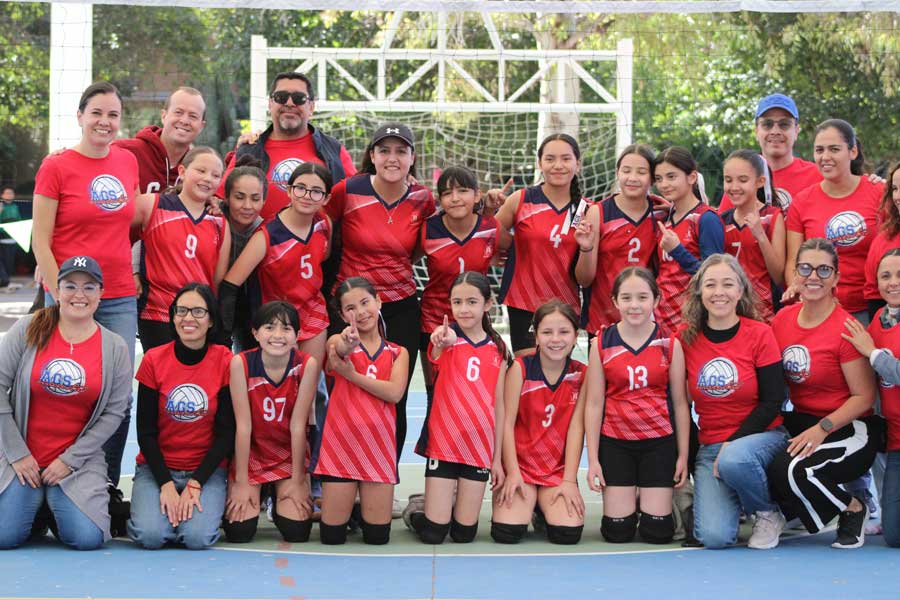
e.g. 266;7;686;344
114;87;207;193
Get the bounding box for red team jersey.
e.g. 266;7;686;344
33;147;139;298
27;328;102;468
864;230;900;301
136;343;233;471
500;186;582;314
139;193;226;322
251;212;331;340
682;317;783;445
772;303;865;418
786;178;885;313
719;157;822;212
513;355;586;487
583;196;660;332
326;175;435;303
416;328;505;468
599;324;673;440
316;341;403;483
721;204;780;321
420;214;499;333
239;347;312;484
868;311;900;451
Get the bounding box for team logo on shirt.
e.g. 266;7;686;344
826;211;866;247
879;348;895;389
271;158;304;192
39;358;86;396
165;384;209;422
696;357;739;397
89;174;128;211
782;344;811;383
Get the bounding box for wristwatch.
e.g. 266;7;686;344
819;417;835;434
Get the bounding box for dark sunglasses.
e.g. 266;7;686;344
796;263;835;278
270;91;309;106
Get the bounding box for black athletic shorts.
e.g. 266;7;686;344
424;458;490;482
317;474;358;484
506;306;535;353
599;434;677;488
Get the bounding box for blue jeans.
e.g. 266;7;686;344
883;451;900;547
127;464;226;550
694;428;789;549
0;480;104;550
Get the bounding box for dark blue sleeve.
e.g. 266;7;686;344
697;211;725;259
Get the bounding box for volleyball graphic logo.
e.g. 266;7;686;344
782;345;811;383
879;348;895;389
271;158;304;192
825;211;866;247
89;174;128;211
696;357;739;397
165;384;209;422
39;358;86;396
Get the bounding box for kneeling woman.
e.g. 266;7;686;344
0;256;130;550
128;284;234;549
491;300;587;545
680;254;788;550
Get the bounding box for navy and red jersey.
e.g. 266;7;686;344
416;326;505;468
239;347;312;484
719;157;822;213
868;311;900;451
656;204;724;336
582;196;660;332
420;214;499;333
26;328;103;468
139;193;226;322
249;211;331;341
721;204;780;322
682;317;783;445
599;324;673;441
786;178;884;313
499;186;582;314
33;147;139;299
135;342;232;471
513;354;586;487
772;303;865;418
315;340;402;483
864;230;900;301
326;175;435;303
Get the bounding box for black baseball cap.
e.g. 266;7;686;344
371;123;415;150
58;255;103;286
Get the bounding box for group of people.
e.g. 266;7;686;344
0;73;898;556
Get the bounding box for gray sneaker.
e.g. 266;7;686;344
748;510;785;549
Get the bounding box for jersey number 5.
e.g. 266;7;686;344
300;253;313;279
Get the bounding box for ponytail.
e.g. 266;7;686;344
25;305;61;351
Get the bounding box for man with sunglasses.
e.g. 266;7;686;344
222;72;356;222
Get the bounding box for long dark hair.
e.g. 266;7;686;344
288;162;334;193
451;271;511;365
655;146;704;202
879;162;900;238
814;119;865;176
531;299;580;356
168;282;221;343
26;305;61;351
724;149;782;209
333;276;386;339
359;131;418;179
252;300;300;332
537;133;582;206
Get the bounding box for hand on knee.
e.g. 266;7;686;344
601;513;637;543
490;521;527;544
546;524;583;545
638;513;675;544
418;516;450;545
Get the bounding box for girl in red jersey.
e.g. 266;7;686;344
863;163;900;319
419;166;499;401
680;254;788;550
720;150;786;321
585;267;690;544
221;162;334;365
134;147;232;351
491;300;587;545
842;248;900;547
496;134;585;355
128;284;234;550
411;272;511;544
769;238;878;549
785;119;885;324
575;144;663;334
654;147;725;336
223;301;319;543
314;277;409;545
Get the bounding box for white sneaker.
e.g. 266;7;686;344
748;510;785;549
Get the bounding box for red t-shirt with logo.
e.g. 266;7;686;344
868;311;900;451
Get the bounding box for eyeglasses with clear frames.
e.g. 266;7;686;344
758;118;795;131
59;282;101;295
289;185;327;202
174;306;210;318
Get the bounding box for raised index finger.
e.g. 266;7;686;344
501;178;514;195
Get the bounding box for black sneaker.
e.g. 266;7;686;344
832;502;868;549
108;484;131;538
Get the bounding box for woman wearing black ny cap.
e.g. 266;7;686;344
0;256;131;549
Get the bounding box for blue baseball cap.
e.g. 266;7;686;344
58;255;103;286
755;94;799;120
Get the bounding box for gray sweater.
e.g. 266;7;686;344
0;315;131;541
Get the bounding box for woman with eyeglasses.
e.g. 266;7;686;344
221;163;334;366
768;238;878;549
0;256;130;550
128;283;234;550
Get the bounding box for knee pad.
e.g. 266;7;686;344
449;519;478;544
319;521;348;545
601;513;637;543
546;524;583;545
223;517;259;543
274;513;312;543
639;513;675;545
361;521;391;545
490;521;527;544
418;516;450;545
